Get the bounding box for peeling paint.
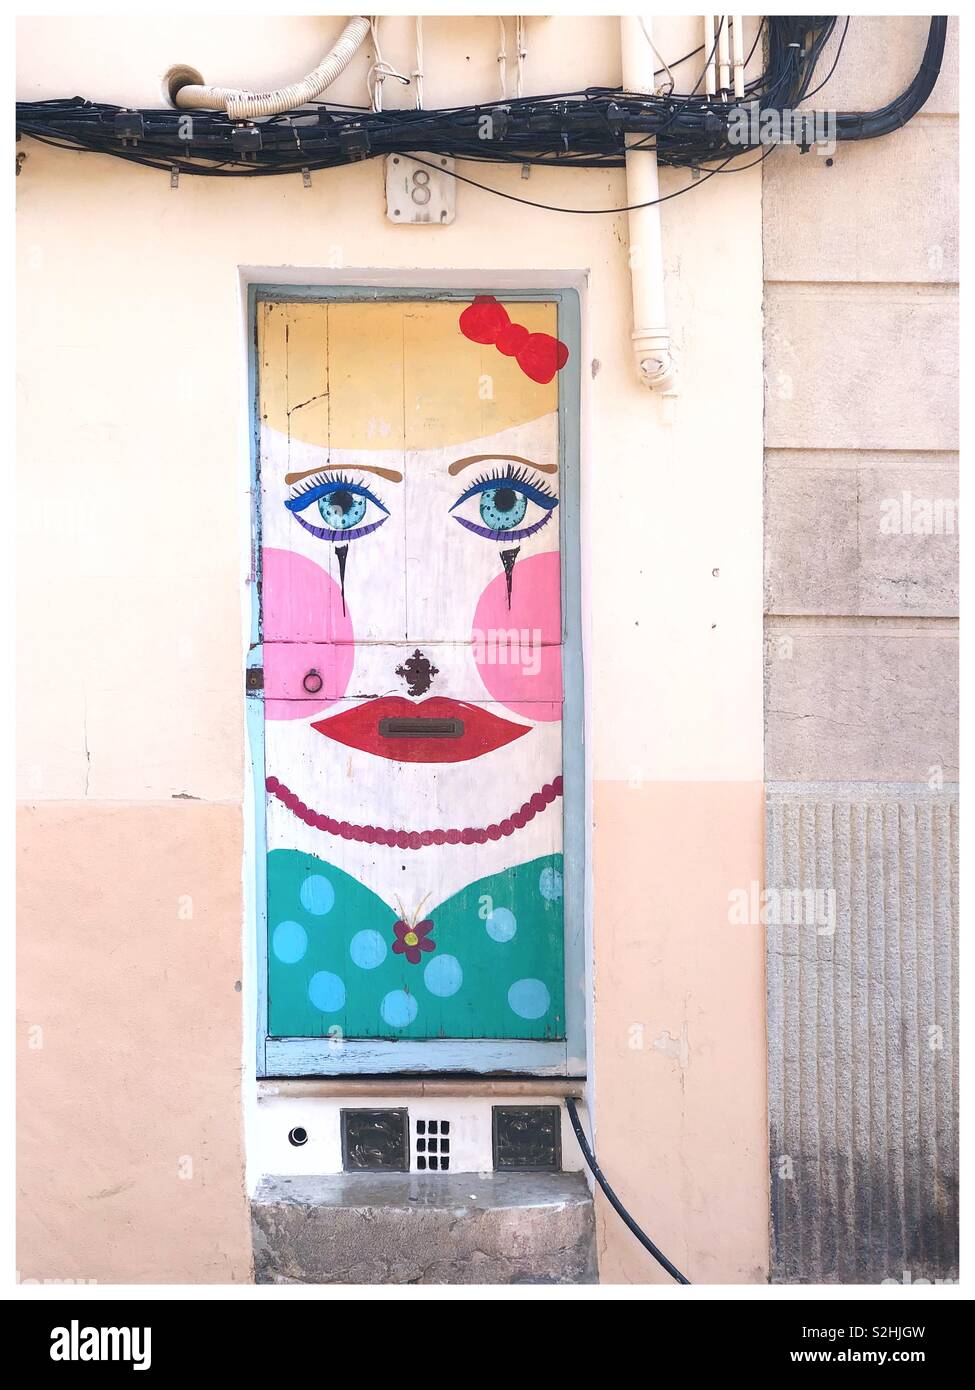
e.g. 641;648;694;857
651;1022;690;1070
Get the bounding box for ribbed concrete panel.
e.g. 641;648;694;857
766;785;958;1283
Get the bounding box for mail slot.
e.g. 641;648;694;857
379;717;465;739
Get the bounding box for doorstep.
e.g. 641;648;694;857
251;1170;597;1285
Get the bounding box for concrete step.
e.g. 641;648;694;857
252;1171;597;1284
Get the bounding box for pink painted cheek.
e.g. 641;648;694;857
263;547;353;643
472;549;562;720
263;547;354;720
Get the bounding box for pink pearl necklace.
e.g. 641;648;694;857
265;774;563;849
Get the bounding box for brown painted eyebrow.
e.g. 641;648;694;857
447;454;558;477
285;464;403;485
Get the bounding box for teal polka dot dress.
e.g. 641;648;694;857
267;852;565;1040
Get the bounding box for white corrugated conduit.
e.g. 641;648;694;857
170;14;371;117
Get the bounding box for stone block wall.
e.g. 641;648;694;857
763;17;959;1283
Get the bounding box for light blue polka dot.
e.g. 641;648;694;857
381;990;419;1029
539;866;564;901
508;978;551;1020
307;971;345;1013
349;929;387;970
300;874;335;916
272;919;308;965
424;954;463;998
486;907;517;942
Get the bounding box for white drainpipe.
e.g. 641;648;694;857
619;15;678;394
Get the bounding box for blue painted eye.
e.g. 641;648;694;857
319;489;366;530
479;487;528;532
450;461;559;543
285;472;388;543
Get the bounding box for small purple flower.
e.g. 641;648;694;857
392;918;436;965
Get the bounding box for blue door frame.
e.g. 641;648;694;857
247;283;586;1077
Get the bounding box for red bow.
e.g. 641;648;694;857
459;296;569;385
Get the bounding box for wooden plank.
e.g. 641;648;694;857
265;1037;572;1077
258;1078;585;1097
263;640;563;705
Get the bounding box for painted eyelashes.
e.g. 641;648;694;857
450;463;559;543
284;462;559;545
285;471;389;542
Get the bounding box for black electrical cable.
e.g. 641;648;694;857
836;14;946;135
795;16;845;102
696;141;779;175
565;1097;691;1284
686;14;726;100
14;17;947;185
407;149;758;216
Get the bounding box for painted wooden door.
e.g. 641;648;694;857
254;292;577;1075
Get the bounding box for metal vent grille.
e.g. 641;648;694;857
414;1118;451;1171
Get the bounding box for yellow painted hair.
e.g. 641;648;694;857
259;298;558;453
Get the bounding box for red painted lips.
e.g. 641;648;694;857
312;697;530;763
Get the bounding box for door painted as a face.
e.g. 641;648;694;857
258;296;570;1054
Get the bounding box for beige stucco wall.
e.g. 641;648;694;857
17;14;766;1283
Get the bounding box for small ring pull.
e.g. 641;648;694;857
302;669;323;694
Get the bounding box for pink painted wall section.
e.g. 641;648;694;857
17;803;252;1283
592;781;769;1284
